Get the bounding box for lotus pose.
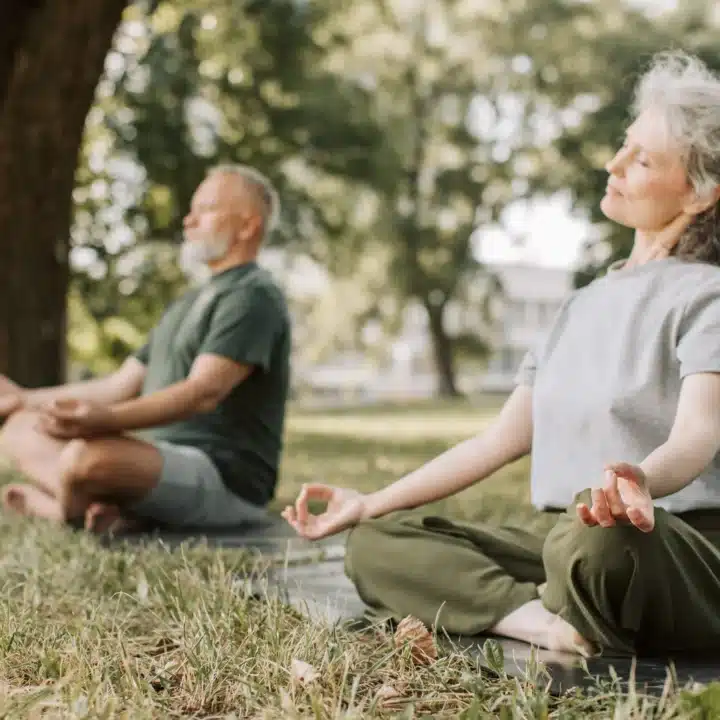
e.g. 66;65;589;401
284;52;720;657
0;165;291;533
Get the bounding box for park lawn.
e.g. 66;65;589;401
0;398;713;718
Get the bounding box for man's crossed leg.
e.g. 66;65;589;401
0;409;162;531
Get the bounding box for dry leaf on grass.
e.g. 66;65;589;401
394;616;438;665
290;658;319;685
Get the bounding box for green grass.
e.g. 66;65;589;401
0;398;715;717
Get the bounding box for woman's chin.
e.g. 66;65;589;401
600;195;632;227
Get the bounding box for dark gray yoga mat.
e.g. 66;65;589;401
109;519;720;696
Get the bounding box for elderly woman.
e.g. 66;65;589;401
284;51;720;658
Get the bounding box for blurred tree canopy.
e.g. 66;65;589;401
2;0;718;393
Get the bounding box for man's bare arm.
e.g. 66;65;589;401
105;354;251;430
41;353;252;439
18;358;147;409
640;372;720;498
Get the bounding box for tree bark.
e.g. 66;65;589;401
0;0;128;387
424;300;461;398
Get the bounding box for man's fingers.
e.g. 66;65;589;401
576;502;598;526
37;415;78;439
591;488;615;527
47;403;84;421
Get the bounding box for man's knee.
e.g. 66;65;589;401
59;439;101;490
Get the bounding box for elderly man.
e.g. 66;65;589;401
0;164;291;532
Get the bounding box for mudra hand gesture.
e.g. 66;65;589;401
37;399;115;439
282;483;367;540
577;464;654;532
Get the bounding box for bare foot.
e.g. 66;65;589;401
1;483;63;521
545;612;597;657
491;599;597;657
84;502;144;535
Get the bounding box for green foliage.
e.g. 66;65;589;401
71;0;385;369
69;0;720;381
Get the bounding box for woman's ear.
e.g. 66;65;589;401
683;185;720;216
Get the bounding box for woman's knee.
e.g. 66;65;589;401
542;517;647;598
345;521;390;585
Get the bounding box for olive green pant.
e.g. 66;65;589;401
344;491;720;656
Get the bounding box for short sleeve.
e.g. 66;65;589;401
513;293;575;388
134;335;152;364
198;286;285;372
514;350;537;387
676;284;720;378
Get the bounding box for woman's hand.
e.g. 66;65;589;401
282;483;368;540
576;464;655;532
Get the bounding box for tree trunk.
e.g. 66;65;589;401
424;300;462;398
0;0;127;387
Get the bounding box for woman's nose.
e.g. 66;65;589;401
605;147;628;175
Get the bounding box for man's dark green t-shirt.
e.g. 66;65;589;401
134;262;291;506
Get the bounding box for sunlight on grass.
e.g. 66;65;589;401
286;397;502;441
0;397;709;717
279;396;534;526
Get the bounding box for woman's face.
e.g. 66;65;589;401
601;109;696;231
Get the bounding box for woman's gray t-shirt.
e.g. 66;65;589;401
518;257;720;513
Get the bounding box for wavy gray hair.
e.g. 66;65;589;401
207;164;280;240
633;51;720;264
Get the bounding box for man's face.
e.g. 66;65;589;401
182;173;248;265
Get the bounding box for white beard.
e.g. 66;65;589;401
180;231;232;274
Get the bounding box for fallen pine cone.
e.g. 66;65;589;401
393;616;437;664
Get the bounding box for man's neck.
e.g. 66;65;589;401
208;249;257;276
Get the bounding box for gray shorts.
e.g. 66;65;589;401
131;442;268;529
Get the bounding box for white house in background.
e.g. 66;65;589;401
481;263;574;391
291;259;575;401
380;261;575;396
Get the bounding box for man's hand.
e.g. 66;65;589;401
576;464;654;532
282;484;367;540
0;375;23;417
37;399;117;439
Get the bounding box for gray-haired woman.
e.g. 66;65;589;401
284;51;720;658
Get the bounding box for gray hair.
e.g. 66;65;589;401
207;164;280;240
633;51;720;264
634;51;720;197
